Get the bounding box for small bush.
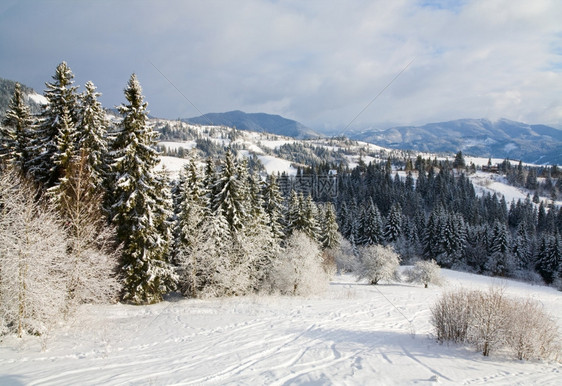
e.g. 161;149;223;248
356;244;401;285
431;287;561;360
431;288;474;343
405;259;443;288
270;231;329;296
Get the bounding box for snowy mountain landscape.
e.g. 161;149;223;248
1;269;561;385
1;60;562;386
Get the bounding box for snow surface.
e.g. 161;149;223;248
157;156;190;176
159;141;197;151
27;93;48;105
1;270;560;385
258;155;298;176
470;171;562;207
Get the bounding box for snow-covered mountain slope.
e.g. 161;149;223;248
1;270;560;385
154;119;396;176
155;118;559;207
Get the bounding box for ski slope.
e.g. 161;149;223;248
1;270;560;385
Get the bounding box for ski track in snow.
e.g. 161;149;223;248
1;271;561;385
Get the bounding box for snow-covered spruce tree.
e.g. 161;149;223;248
212;148;249;233
243;171;279;289
319;203;340;278
405;259;442;288
270;231;328;296
439;213;467;268
536;234;561;285
0;169;69;338
485;221;514;277
423;206;445;261
321;203;340;250
109;74;177;304
29;61;80;187
285;191;322;243
192;208;236;298
173;159;209;297
76;81;110;188
1;83;34;171
360;198;384;246
285;190;302;236
262;173;285;241
384;203;402;244
356;244;401;285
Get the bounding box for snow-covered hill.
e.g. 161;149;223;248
154;119;559;207
1;270;560;385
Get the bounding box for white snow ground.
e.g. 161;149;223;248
1;270;561;385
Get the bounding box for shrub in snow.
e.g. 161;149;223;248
270;231;329;296
467;287;510;357
321;249;338;280
431;288;474;344
356;244;401;285
405;259;443;288
0;170;69;337
332;238;358;274
505;298;561;361
49;153;122;308
431;287;561;360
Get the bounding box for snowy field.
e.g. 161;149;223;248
1;270;561;385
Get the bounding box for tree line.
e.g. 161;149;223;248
333;158;562;286
0;62;340;338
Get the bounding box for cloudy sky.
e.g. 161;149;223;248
1;0;561;131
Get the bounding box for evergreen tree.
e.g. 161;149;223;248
423;206;445;261
286;190;302;236
302;194;321;242
512;222;532;271
535;234;561;284
486;221;513;276
262;173;285;241
361;198;384;245
76;81;110;187
212;148;248;234
29;62;80;187
109;74;177;304
320;203;340;250
453;151;466;170
384;203;402;243
1;83;34;171
173;159;209;297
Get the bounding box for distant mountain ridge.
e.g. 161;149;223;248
183;110;320;139
349;118;562;165
0;77;44;117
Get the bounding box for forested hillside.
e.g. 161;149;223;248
1;62;561;342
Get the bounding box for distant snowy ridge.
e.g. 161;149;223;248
349;118;562;165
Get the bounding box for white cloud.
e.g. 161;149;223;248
0;0;561;129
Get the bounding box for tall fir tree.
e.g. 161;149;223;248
1;83;34;171
361;198;384;245
212;148;248;235
320;203;340;250
384;203;402;243
262;173;285;241
109;74;177;304
76;81;110;187
30;61;80;187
